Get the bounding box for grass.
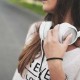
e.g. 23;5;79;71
9;0;46;16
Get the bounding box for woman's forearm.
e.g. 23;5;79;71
47;60;66;80
43;26;71;80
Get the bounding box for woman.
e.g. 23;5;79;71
13;0;80;80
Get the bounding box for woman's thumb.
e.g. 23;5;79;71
63;33;73;46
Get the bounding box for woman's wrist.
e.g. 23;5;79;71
47;59;62;68
47;58;68;80
46;57;63;65
47;57;63;61
47;60;66;80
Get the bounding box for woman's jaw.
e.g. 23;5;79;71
41;0;57;12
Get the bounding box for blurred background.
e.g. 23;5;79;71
0;0;45;80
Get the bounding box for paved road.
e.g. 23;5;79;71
0;0;42;80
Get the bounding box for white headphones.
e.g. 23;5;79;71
39;21;80;45
39;21;53;40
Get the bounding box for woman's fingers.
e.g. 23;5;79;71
51;24;59;42
63;33;73;46
44;24;60;44
45;24;72;47
47;30;53;42
43;24;72;58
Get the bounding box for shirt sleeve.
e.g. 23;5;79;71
25;22;37;45
24;21;41;49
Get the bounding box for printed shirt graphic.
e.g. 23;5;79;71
24;52;50;80
12;52;51;80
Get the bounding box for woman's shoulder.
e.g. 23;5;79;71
26;21;42;38
24;21;42;45
29;21;42;32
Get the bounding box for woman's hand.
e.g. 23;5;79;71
43;24;72;59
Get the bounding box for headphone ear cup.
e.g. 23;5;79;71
59;23;77;45
43;22;53;39
39;21;46;40
39;21;53;40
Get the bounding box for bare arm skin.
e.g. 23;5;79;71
47;60;66;80
43;25;72;80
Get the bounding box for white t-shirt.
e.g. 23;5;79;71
12;22;80;80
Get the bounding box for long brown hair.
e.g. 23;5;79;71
18;0;80;75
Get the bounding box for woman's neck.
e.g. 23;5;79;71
64;10;73;24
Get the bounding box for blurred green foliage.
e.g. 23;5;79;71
9;0;46;16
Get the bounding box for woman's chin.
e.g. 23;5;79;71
42;6;50;12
